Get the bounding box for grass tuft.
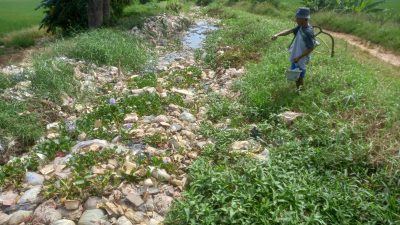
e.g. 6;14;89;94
47;29;152;72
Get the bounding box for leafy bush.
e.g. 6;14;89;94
166;0;183;13
302;0;386;13
37;0;132;33
196;0;214;6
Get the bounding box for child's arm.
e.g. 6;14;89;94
293;48;314;63
271;28;294;40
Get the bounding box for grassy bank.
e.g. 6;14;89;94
313;11;400;53
0;27;152;169
166;4;400;225
222;0;400;53
0;0;42;36
0;0;47;49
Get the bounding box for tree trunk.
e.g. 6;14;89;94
88;0;103;28
103;0;111;25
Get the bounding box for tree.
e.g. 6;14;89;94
37;0;131;33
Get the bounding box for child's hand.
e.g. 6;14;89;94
271;35;278;41
293;57;300;63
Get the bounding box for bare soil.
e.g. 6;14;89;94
328;30;400;67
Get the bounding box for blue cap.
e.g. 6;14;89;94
296;7;311;19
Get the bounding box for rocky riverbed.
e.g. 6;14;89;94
0;9;268;225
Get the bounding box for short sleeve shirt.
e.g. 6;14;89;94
293;25;316;49
289;25;315;69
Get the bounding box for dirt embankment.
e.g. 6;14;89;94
328;30;400;67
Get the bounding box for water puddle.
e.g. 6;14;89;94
155;20;218;71
183;20;218;49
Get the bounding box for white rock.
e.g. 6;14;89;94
0;191;19;206
116;216;133;225
154;115;169;123
33;199;62;224
151;168;171;181
180;112;196;123
78;209;106;225
278;111;305;124
18;186;42;204
25;172;45;186
51;219;76;225
40;164;55;175
46;122;60;131
144;178;154;187
170;123;182;132
126;193;144;207
8;210;33;225
231;141;251;151
0;212;11;224
71;139;109;153
84;197;102;210
124;210;144;224
171;88;194;96
154;194;174;215
253;148;270;161
77;132;87;141
65;200;80;210
58;206;83;221
142;116;155;124
124;113;139;123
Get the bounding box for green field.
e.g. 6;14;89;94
384;0;400;11
0;0;42;36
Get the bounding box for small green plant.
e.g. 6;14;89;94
166;0;183;13
162;93;186;107
206;94;236;122
165;66;202;88
76;93;164;141
0;155;40;188
144;133;167;147
35;135;76;160
128;73;157;88
0;74;12;91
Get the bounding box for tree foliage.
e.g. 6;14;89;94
302;0;386;13
37;0;132;34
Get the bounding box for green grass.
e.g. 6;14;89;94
383;0;400;11
118;1;166;29
224;0;400;53
313;11;400;53
1;26;46;48
0;100;43;146
0;0;43;36
128;73;158;88
166;5;400;224
44;29;152;72
30;56;77;102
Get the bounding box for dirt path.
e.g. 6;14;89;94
328;30;400;67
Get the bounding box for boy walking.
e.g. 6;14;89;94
271;7;316;89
